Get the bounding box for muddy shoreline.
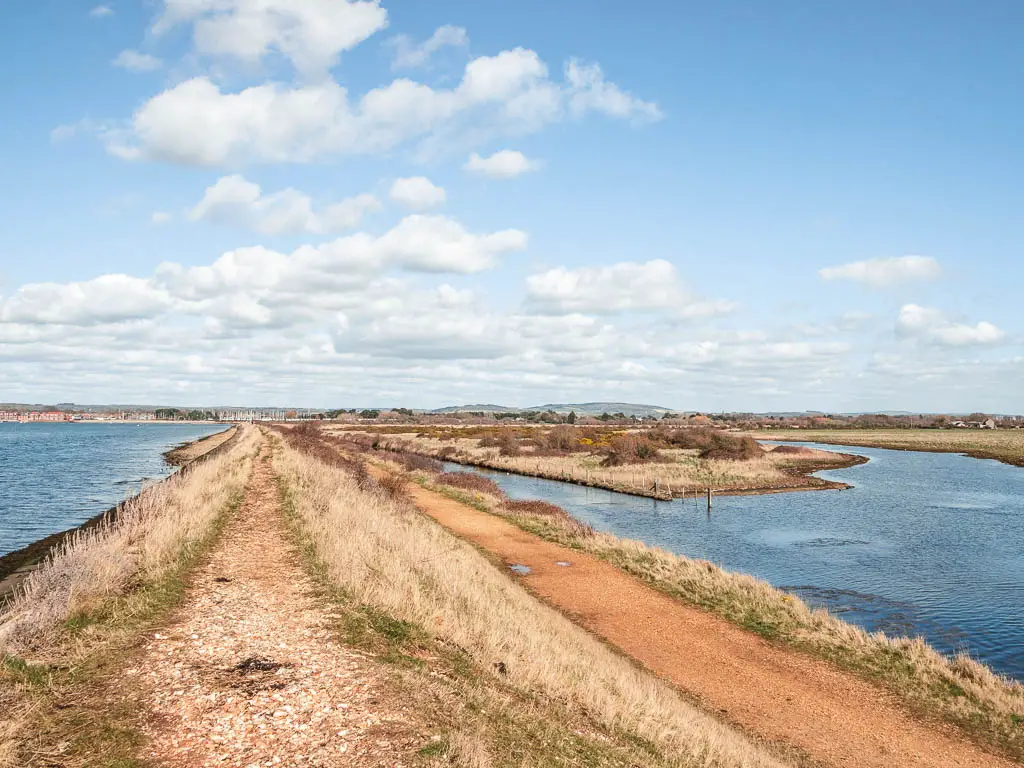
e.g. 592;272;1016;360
0;426;238;600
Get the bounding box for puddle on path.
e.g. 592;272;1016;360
508;563;532;575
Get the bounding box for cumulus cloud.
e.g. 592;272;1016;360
896;304;1005;346
526;259;732;317
153;0;389;79
90;5;113;17
390;25;467;69
0;275;171;326
388;176;446;210
464;149;539;178
112;50;163;72
188;175;381;235
819;255;941;288
105;47;660;166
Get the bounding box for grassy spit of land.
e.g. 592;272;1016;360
270;424;788;767
347;440;1024;763
330;424;866;500
753;427;1024;467
162;424;236;465
0;424;260;766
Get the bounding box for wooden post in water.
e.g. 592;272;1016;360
706;487;712;512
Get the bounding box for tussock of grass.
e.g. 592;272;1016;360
427;476;1024;762
0;425;260;765
272;435;788;768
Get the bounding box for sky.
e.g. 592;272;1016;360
1;0;1022;412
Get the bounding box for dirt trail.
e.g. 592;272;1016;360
403;482;1015;768
129;445;423;766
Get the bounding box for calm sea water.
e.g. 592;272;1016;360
445;442;1024;681
0;422;227;556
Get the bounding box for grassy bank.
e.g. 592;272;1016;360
363;455;1024;763
753;428;1024;467
0;425;259;766
270;426;789;768
333;426;863;499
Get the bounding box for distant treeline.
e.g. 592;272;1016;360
155;408;219;421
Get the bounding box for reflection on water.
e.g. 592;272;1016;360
0;423;226;556
444;441;1024;681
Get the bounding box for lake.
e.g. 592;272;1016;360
0;422;227;557
444;442;1024;681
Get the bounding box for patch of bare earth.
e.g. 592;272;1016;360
131;448;424;767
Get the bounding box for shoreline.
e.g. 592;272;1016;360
0;426;238;601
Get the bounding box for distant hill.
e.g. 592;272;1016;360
431;402;676;418
430;404;517;414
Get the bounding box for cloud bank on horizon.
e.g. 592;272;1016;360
1;0;1020;411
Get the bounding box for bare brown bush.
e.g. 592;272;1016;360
503;500;593;537
435;472;506;497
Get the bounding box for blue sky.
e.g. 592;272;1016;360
1;1;1021;411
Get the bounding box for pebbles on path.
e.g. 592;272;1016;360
133;449;423;767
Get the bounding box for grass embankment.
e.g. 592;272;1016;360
357;452;1024;763
754;428;1024;467
333;426;863;499
270;425;787;768
0;425;260;767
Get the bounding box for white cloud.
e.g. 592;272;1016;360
157;214;525;307
0;275;171;325
565;60;662;122
896;304;1005;346
106;47;660;166
526;259;732;316
464;149;539;179
90;5;113;18
153;0;389;78
151;211;172;225
188;174;380;235
390;25;467;69
388;176;446;210
113;50;163;72
819;255;941;288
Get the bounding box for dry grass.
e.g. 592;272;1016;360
272;436;788;768
754;428;1024;467
0;425;260;765
420;476;1024;762
345;429;857;498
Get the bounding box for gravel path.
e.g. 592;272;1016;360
130;446;423;767
404;481;1017;768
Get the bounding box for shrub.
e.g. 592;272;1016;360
398;452;443;473
503;500;593;537
497;432;521;457
435;472;505;497
377;472;409;501
544;425;579;452
601;435;662;466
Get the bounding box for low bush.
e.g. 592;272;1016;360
601;435;662;466
435;472;505;497
503;500;593;537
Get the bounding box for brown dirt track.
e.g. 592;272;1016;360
402;481;1016;768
